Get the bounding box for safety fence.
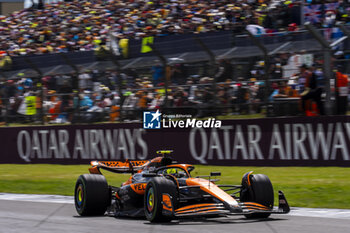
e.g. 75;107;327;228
1;77;310;126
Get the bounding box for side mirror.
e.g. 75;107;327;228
210;172;221;177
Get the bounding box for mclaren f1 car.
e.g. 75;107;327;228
74;150;290;222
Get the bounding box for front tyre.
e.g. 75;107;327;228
240;173;274;219
144;177;178;222
74;174;110;216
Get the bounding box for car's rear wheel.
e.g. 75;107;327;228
240;173;274;219
74;174;110;216
144;177;178;222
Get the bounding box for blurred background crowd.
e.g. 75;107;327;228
0;0;350;56
0;51;348;124
1;67;269;124
0;0;350;125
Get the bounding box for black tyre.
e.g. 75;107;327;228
74;174;110;216
240;173;274;219
144;177;178;222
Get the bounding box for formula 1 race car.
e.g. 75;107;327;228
74;150;290;222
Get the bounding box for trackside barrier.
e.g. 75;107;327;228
1;116;350;166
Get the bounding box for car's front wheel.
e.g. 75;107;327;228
240;173;274;219
74;174;110;216
144;177;178;222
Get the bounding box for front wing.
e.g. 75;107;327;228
162;191;290;218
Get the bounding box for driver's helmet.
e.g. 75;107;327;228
165;168;186;178
166;168;177;176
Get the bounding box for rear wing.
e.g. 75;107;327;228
89;160;149;174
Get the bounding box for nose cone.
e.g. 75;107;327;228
186;178;239;206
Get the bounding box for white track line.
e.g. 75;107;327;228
289;207;350;219
0;193;74;204
1;193;350;219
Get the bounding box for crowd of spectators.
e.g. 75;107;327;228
1;0;350;123
3;51;345;124
0;69;266;124
1;0;349;57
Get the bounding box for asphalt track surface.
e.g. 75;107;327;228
0;196;350;233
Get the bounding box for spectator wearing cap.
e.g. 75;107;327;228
300;64;324;115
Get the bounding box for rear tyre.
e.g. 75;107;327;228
240;173;274;219
144;177;178;222
74;174;110;216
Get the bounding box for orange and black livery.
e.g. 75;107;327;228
74;150;290;222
